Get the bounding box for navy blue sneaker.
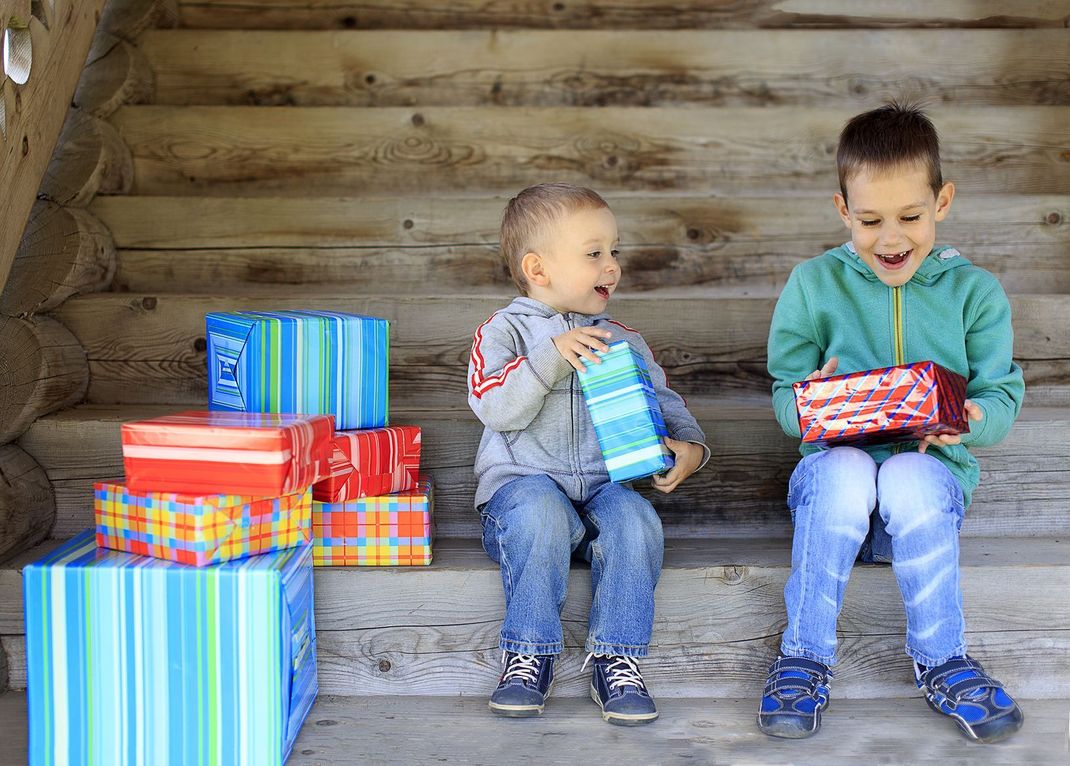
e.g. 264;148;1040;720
915;655;1024;743
585;653;658;725
756;655;833;739
488;651;555;717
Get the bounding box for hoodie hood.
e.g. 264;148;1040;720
501;296;611;324
831;241;972;286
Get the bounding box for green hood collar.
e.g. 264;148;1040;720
831;241;971;285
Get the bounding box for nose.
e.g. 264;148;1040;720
879;221;903;247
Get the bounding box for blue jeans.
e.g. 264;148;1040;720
782;447;967;667
479;474;664;657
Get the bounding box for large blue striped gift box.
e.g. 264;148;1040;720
576;341;674;482
207;310;389;430
24;530;317;766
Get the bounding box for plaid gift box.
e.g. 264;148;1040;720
576;340;674;482
312;425;421;503
794;360;970;447
95;481;312;566
25;531;317;766
207;310;389;430
121;410;333;497
313;477;433;566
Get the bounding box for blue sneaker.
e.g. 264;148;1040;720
915;655;1024;743
756;655;833;739
488;651;555;717
585;653;659;725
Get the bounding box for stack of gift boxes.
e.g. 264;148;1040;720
24;310;433;766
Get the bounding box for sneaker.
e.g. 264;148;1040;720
488;651;555;717
584;653;659;725
756;655;833;739
915;655;1024;743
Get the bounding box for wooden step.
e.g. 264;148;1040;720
1;692;1068;765
17;403;1070;540
173;0;1070;31
106;106;1070;197
47;292;1070;405
140;29;1070;108
91;194;1070;295
2;537;1069;698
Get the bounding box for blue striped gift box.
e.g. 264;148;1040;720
207;310;389;430
576;341;674;482
24;531;317;766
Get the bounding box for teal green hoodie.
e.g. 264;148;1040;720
767;242;1025;507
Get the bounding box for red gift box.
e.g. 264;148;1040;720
312;426;422;503
121;410;334;496
793;361;969;447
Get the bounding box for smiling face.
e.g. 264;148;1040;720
522;206;621;315
835;163;955;287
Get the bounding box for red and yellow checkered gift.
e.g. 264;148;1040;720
312;477;433;566
95;481;312;566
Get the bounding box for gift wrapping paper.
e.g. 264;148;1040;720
24;530;317;766
313;477;433;566
794;360;969;446
576;341;674;482
121;410;333;497
95;482;312;566
206;310;389;430
313;425;421;503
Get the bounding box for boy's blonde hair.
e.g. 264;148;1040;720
837;101;943;203
500;183;609;294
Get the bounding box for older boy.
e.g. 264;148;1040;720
760;103;1025;743
468;183;709;725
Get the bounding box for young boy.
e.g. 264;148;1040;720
468;183;709;725
759;103;1026;743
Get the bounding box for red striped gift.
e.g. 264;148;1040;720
312;426;421;502
794;360;969;447
121;410;334;496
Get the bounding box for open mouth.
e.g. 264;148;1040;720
594;284;611;298
875;249;912;269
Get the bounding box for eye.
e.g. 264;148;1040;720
860;219;880;227
610;249;620;258
587;250;601;259
902;215;922;223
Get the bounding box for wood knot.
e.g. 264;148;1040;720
341;16;357;28
402;219;414;229
411;113;425;127
21;135;29;156
378;659;392;673
315;719;338;726
721;565;746;584
193;337;207;353
552;1;565;10
364;73;376;85
1046;211;1063;225
686;227;701;240
141;296;157;310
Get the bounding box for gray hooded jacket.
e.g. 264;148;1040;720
467;296;710;508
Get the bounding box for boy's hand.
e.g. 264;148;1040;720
805;356;839;381
919;399;984;454
553;327;612;373
651;438;704;494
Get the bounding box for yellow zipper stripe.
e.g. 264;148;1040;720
892;286;904;366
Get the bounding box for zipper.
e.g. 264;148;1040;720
565;314;582;495
892;285;905;453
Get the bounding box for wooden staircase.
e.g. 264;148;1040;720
2;1;1069;761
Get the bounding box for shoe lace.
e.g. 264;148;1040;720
582;653;647;692
501;652;542;685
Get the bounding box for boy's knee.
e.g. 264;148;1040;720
878;453;962;530
799;448;875;529
592;499;663;556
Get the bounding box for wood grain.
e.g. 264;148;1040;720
39;110;133;207
141;29;1070;108
74;35;154;119
173;0;1070;30
46;293;1070;404
108;106;1070;196
0;445;53;565
92;194;1070;294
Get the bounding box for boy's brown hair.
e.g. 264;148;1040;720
500;183;609;294
837;102;943;203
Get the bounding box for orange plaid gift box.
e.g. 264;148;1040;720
95;481;312;566
312;477;433;566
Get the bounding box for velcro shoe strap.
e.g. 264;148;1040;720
945;676;1002;701
771;657;830;679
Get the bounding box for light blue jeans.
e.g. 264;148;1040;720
782;447;967;667
479;474;664;657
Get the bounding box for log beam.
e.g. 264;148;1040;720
0;315;87;443
39;109;133;207
0;444;54;565
74;34;153;118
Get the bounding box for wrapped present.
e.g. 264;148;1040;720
206;310;389;430
95;481;312;566
313;425;421;503
121;410;333;496
313;476;433;566
576;340;674;482
794;360;969;447
24;530;317;766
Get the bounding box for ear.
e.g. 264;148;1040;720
934;182;955;222
521;251;549;287
833;192;851;229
